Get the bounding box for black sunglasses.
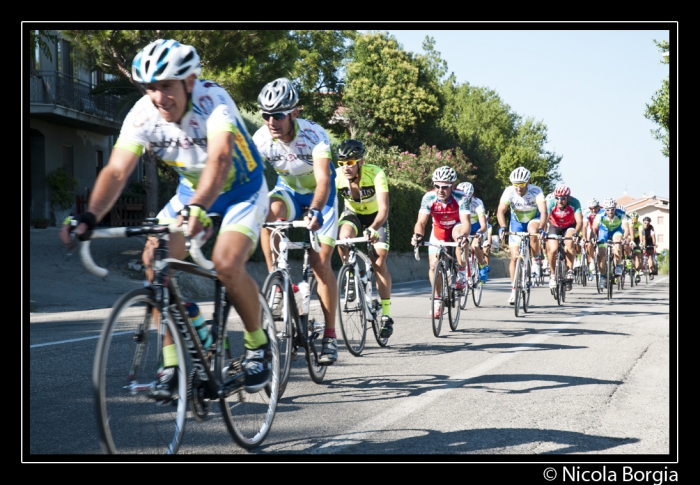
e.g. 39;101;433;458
262;110;292;121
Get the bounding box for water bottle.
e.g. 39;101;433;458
292;283;304;314
297;281;311;316
185;302;212;349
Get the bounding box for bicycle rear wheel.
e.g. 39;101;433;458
218;293;279;449
304;277;327;383
262;270;293;397
449;264;461;331
431;262;448;337
337;264;367;356
522;259;531;313
93;288;187;454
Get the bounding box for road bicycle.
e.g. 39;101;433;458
335;233;388;356
547;234;573;306
459;235;484;310
80;219;280;454
586;238;603;294
509;231;535;317
414;239;466;336
261;220;327;399
601;239;624;300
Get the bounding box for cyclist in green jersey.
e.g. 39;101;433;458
335;140;394;339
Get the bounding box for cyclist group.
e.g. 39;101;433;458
60;39;661;405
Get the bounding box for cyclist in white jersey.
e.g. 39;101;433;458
496;166;547;305
60;39;272;397
456;182;490;283
253;78;339;365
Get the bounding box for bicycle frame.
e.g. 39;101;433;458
336;236;378;321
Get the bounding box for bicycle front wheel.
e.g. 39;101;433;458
431;262;448;337
262;270;293;397
93;288;187;454
514;258;522;317
337;264;367;356
218;292;279;449
559;260;567;304
304;277;327;383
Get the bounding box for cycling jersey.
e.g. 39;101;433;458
463;194;486;234
546;196;582;228
335;163;389;215
627;218;642;240
419;190;471;241
500;184;545;224
643;223;656;247
595;208;626;242
116;79;264;194
253;118;333;195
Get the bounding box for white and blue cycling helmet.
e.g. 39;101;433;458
132;39;201;83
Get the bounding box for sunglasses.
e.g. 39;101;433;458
434;184;452;190
605;208;616;212
555;196;567;201
262;109;293;121
337;159;360;167
512;182;527;188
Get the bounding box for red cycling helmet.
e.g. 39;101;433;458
554;185;571;197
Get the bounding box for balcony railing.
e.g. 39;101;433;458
30;70;127;123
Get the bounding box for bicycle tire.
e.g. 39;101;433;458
607;250;614;300
471;271;483;307
459;257;471;310
514;258;522;317
366;267;389;347
522;258;531;313
337;264;367;356
304;277;327;383
431;262;447;337
450;263;461;331
262;270;293;397
555;257;562;306
629;267;635;288
559;259;567;304
218;292;279;449
93;288;187;454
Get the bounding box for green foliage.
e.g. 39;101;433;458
386;179;432;253
344;32;442;151
46;167;78;210
645;40;670;158
366;144;474;191
29;30;58;63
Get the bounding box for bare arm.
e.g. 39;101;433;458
496;202;509;232
537;199;548;231
370;191;390;232
306;157;332;231
574;212;583;235
413;212;430;238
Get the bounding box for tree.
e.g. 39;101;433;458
343;32;442;151
644;39;670;158
29;29;58;63
289;30;356;131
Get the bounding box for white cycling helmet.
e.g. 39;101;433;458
587;197;599;208
432;166;457;183
257;77;299;112
602;198;617;209
132;39;201;84
509;166;531;184
456;182;474;198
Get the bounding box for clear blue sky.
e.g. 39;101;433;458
379;28;673;203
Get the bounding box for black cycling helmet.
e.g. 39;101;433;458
643;216;651;223
336;139;365;160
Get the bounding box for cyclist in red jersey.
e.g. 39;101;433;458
411;166;471;318
544;185;583;290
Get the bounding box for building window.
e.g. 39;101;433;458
96;150;103;177
657;234;664;244
657;216;664;225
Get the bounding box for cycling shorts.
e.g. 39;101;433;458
508;218;541;248
428;223;463;256
469;220;482;235
157;177;270;253
269;178;338;247
547;224;576;238
597;224;623;246
338;210;390;251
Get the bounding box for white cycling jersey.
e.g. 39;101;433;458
500;184;545;223
115;79;264;192
468;196;486;224
253;118;333;195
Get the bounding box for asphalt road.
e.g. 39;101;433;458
27;240;674;467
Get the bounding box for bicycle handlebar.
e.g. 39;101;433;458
263;220;321;253
78;223;213;278
413;240;462;261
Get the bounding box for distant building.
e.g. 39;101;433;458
616;194;671;252
28;30;142;221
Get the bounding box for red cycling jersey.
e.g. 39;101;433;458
419;190;471;241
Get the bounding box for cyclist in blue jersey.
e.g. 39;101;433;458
591;198;630;289
60;39;273;398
